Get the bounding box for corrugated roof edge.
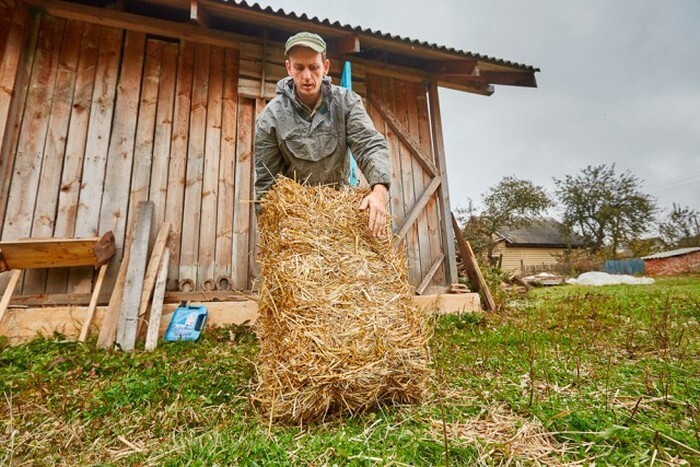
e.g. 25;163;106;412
218;0;540;72
642;247;700;260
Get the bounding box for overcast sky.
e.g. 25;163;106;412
255;0;700;219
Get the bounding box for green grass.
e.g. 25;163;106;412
1;276;699;465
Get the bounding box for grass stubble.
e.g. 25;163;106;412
0;236;698;464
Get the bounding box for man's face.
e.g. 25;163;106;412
285;46;330;107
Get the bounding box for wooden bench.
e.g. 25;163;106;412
0;231;116;341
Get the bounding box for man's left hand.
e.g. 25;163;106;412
359;184;389;238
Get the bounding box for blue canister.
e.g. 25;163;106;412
164;303;208;342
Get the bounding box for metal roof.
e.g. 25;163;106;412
219;0;539;72
642;247;700;260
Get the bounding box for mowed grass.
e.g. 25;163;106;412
1;275;698;465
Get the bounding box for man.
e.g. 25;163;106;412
254;32;392;237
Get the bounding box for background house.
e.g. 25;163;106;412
493;218;584;274
0;0;538;298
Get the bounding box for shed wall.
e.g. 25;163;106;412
0;7;455;295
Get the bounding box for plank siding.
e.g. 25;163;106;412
3;16;65;243
68;26;123;293
214;47;239;288
198;45;223;290
179;42;210;287
164;41;195;290
46;22;101;294
149;42;178;248
25;20;83;294
231;97;254;290
90;30;146;295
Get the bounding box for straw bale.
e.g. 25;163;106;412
253;177;432;424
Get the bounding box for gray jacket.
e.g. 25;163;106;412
254;76;391;201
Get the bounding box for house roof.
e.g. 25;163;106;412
114;0;540;95
495;218;585;248
642;247;700;260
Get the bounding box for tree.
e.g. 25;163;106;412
456;176;554;262
659;203;700;248
554;164;656;257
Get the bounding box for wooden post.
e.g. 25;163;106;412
0;269;21;325
145;248;169;351
115;201;153;351
78;262;107;342
427;80;458;285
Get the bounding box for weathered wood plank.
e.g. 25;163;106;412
78;261;107;341
214;47;239;285
144;248;169;351
451;212;495;311
149;42;178;247
428;81;457;284
416;253;445;295
136;221;171;335
129;38;163;241
393;79;421;287
165;41;195;290
198;44;223;290
69;26;123;293
367;93;438;178
0;231;115;270
115;201;153;351
24;0;244;49
179;41;210;288
7;289;250;307
393;175;442;247
415;81;445;286
94;30;146;296
231;97;254;290
47;22;101;294
2;16;65;243
0;269;21;326
0;4;34;233
25;19;84;294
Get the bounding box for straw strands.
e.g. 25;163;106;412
253;177;432;424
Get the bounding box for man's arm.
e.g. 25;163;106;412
254;123;285;209
344;92;392;237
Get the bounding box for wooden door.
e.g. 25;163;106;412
366;75;447;291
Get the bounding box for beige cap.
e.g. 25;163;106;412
285;31;327;55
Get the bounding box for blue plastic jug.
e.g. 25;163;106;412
164;303;208;342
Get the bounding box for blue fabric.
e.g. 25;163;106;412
341;61;360;187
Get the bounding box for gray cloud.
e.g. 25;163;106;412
258;0;700;215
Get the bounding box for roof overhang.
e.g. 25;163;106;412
26;0;539;96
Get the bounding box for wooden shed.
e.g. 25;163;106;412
0;0;539;299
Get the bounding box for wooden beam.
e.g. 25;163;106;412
368;94;438;178
475;71;537;87
428;59;478;76
145;248;169;351
115;201;153;352
0;231;116;270
451;212;495;311
78;262;107;342
335;34;360;54
393;175;442;247
97;245;130;349
25;0;242;48
7;290;252;307
428;81;458;285
415;253;445;295
189;0;211;28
